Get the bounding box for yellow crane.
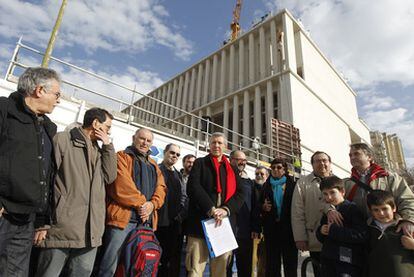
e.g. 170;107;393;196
230;0;242;42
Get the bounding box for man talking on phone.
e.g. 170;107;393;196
35;107;117;277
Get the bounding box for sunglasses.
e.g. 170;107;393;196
169;150;181;157
271;165;283;170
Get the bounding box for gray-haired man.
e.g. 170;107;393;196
0;67;61;276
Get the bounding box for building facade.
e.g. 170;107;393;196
132;9;370;176
371;131;407;172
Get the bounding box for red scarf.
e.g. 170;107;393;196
351;162;389;184
211;155;236;203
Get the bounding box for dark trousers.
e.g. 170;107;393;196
235;238;253;277
156;223;184;277
321;258;361;277
264;232;298;277
0;215;34;277
310;251;321;277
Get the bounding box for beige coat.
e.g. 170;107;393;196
291;172;326;252
40;127;117;248
344;171;414;222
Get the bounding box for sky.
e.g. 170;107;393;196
0;0;413;166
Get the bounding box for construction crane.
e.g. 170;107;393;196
230;0;242;42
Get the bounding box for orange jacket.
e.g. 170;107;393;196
105;150;167;230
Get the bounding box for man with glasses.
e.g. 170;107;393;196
0;67;61;276
35;108;117;277
156;144;188;277
291;151;333;277
227;150;257;277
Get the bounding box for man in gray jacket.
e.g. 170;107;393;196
35;107;117;277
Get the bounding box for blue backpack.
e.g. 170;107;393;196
115;225;162;277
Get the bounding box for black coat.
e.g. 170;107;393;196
316;200;367;267
259;175;296;243
0;92;56;222
186;154;245;237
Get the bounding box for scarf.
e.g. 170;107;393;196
351;163;388;184
211;155;236;203
269;175;286;219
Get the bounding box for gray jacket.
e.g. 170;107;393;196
40;127;117;248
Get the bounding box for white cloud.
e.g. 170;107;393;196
0;0;194;60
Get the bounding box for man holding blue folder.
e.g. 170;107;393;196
185;132;245;277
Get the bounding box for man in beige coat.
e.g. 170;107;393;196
291;151;332;277
35;108;117;277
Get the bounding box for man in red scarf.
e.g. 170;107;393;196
327;143;414;236
185;132;245;277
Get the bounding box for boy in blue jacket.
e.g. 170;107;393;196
316;176;367;277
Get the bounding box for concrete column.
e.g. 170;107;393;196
160;85;168;123
229;44;235;92
243;90;250;147
282;12;297;72
254;86;262;140
270;19;278;74
232;94;240;147
238;38;245;88
143;97;149;122
175;75;184;117
190;114;196;138
195;64;203;108
219;50;227;97
182;71;190;111
148;96;155;123
170;79;178;119
211;54;218;101
266;80;274;146
223;99;229;138
203;59;211;105
248;33;255;84
197;110;203;141
259;27;266;79
188;68;196;111
183;116;190;136
206;106;212;135
279;74;294;124
165;82;172;122
154;90;161;124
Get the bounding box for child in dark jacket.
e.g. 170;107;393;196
366;190;414;277
316;176;367;277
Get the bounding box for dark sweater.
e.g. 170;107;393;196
367;218;414;277
316;200;367;267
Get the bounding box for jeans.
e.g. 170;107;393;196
35;247;97;277
98;222;136;277
0;215;34;277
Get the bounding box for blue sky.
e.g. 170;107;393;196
0;0;413;166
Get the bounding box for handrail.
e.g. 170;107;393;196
5;39;313;173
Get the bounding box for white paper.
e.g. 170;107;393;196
202;217;238;258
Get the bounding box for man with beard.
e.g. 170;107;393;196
181;154;196;185
157;144;188;277
291;151;333;277
227;150;258;277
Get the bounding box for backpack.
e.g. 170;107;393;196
115;224;162;277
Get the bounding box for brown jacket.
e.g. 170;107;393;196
106;149;166;230
41;127;117;248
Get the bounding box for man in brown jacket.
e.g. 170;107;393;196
98;127;167;277
35;108;117;277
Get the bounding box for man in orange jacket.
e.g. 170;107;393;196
98;127;167;277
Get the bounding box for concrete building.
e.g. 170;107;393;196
371;131;407;172
132;9;370;176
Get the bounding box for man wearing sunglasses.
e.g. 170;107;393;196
156;143;188;277
0;67;61;276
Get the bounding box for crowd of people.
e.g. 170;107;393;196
1;67;414;277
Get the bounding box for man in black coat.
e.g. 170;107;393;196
185;132;245;277
0;67;61;276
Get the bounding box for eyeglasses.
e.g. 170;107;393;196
42;87;61;99
271;165;284;170
255;172;266;176
169;151;181;157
